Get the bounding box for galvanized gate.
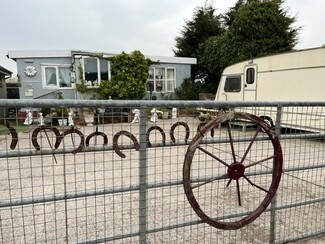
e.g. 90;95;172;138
0;100;324;243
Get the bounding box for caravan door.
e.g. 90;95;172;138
243;65;257;101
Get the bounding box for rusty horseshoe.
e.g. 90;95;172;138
31;126;61;151
170;122;190;143
85;131;108;147
113;130;140;158
55;128;85;154
0;119;18;150
146;126;166;147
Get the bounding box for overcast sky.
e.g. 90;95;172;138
1;0;324;74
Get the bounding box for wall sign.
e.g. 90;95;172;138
25;84;34;97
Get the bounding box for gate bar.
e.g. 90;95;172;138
138;106;148;244
1;133;324;159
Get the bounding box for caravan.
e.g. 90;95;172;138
215;47;325;131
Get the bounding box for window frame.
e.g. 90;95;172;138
147;67;176;93
224;75;241;93
246;67;255;84
41;64;72;89
82;57;111;87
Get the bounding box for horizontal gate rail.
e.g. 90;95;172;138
1;133;324;159
1;163;323;207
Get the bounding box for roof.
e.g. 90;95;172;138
6;76;18;83
223;46;325;75
7;49;197;65
0;65;12;76
7;50;73;60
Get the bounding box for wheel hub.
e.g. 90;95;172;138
227;163;245;180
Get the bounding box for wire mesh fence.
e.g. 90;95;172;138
0;100;324;243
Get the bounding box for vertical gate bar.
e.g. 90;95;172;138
63;141;69;243
269;105;283;244
138;106;148;244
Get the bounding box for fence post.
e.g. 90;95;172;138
138;106;148;243
269;105;283;243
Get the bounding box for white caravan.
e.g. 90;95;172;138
215;47;325;131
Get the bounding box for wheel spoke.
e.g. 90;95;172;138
236;179;242;206
44;130;58;164
191;173;229;189
243;175;270;194
245;155;277;169
197;146;230;168
226;178;232;187
240;126;260;164
227;122;237;162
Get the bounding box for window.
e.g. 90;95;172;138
246;68;255;84
83;57;110;87
224;76;241;92
166;69;175;91
42;65;71;88
147;67;175;92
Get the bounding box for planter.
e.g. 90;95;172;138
84;114;94;125
162;111;169;120
57;118;68;126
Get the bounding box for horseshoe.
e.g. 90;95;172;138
31;126;60;150
113;130;140;158
85;131;108;147
146;126;166;147
170;122;190;143
0;119;18;150
55;128;85;154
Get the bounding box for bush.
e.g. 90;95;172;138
97;51;152;100
175;78;202;100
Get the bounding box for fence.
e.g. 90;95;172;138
0;99;324;243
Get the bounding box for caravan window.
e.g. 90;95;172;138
246;68;255;84
224;76;241;92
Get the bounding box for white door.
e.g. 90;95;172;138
244;65;257;101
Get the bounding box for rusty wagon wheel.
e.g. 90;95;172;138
183;111;283;230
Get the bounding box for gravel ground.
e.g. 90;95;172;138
0;116;324;243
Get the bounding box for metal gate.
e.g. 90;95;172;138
0;100;324;243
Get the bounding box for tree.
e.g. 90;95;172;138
97;51;152;100
226;0;299;57
199;0;300;91
174;3;224;83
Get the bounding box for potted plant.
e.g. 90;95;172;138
52;107;69;126
161;108;170;119
83;108;95;126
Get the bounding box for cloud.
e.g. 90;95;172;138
1;0;325;74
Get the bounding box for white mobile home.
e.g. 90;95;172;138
215;47;325;130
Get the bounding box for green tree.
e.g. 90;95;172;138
200;0;300;91
226;0;299;57
97;51;152;100
174;3;224;84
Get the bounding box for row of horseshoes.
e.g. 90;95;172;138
0;119;192;158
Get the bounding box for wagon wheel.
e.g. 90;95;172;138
183;111;283;230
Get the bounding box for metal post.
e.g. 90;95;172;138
270;105;283;243
138;106;148;243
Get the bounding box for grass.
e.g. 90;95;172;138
0;123;30;135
